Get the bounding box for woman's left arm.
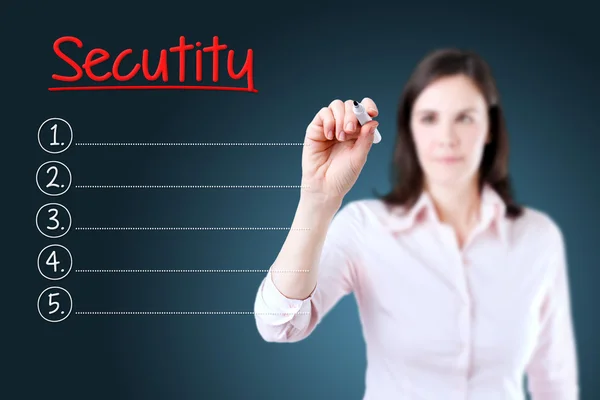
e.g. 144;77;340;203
526;226;579;400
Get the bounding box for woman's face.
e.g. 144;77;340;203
410;74;490;189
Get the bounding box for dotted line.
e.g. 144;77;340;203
74;185;308;189
75;269;309;273
74;227;309;231
75;142;308;146
75;311;310;315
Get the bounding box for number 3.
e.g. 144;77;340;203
47;208;60;230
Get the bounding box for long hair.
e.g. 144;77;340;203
378;48;523;219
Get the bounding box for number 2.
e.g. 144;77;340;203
46;166;59;188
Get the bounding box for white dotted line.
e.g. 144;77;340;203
75;311;309;315
75;142;308;146
74;227;309;231
75;269;309;273
74;185;308;189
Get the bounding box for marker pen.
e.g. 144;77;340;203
353;100;382;144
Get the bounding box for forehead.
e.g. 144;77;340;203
413;74;486;111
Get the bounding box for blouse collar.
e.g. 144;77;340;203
386;184;509;246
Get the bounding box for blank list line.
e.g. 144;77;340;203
75;269;309;273
74;142;308;146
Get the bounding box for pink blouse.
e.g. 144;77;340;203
254;185;579;399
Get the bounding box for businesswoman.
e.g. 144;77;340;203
253;48;579;399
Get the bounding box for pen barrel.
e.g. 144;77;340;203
353;103;381;144
353;105;372;125
373;128;382;143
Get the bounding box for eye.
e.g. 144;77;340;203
421;114;436;124
458;114;473;123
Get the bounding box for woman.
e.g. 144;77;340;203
253;48;579;399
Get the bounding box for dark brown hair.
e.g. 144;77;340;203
378;48;524;219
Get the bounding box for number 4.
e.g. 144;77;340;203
46;251;60;272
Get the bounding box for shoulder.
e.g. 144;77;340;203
335;198;391;227
510;205;565;249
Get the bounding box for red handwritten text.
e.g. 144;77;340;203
50;35;256;92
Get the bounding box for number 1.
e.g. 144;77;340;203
50;124;59;146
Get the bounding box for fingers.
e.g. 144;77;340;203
319;107;335;140
360;97;379;117
329;99;345;141
310;107;334;141
311;98;377;143
352;120;379;162
343;100;360;141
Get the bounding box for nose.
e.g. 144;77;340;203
436;123;459;148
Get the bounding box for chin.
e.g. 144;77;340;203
424;169;475;188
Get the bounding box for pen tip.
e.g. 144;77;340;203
353;100;359;106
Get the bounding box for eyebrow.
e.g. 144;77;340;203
414;107;478;115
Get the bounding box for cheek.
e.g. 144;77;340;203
411;129;435;158
462;126;488;156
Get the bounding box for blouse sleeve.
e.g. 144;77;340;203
253;201;363;343
526;225;579;400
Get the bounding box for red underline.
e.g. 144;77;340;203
48;85;258;92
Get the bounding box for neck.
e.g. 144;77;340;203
425;179;481;230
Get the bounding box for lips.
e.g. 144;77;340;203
435;157;464;165
435;156;463;163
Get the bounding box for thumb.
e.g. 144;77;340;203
352;121;379;156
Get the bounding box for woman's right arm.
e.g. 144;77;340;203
253;97;380;342
253;195;363;342
269;194;343;301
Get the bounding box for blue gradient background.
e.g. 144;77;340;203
9;1;599;399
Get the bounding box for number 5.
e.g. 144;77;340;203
48;292;60;314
